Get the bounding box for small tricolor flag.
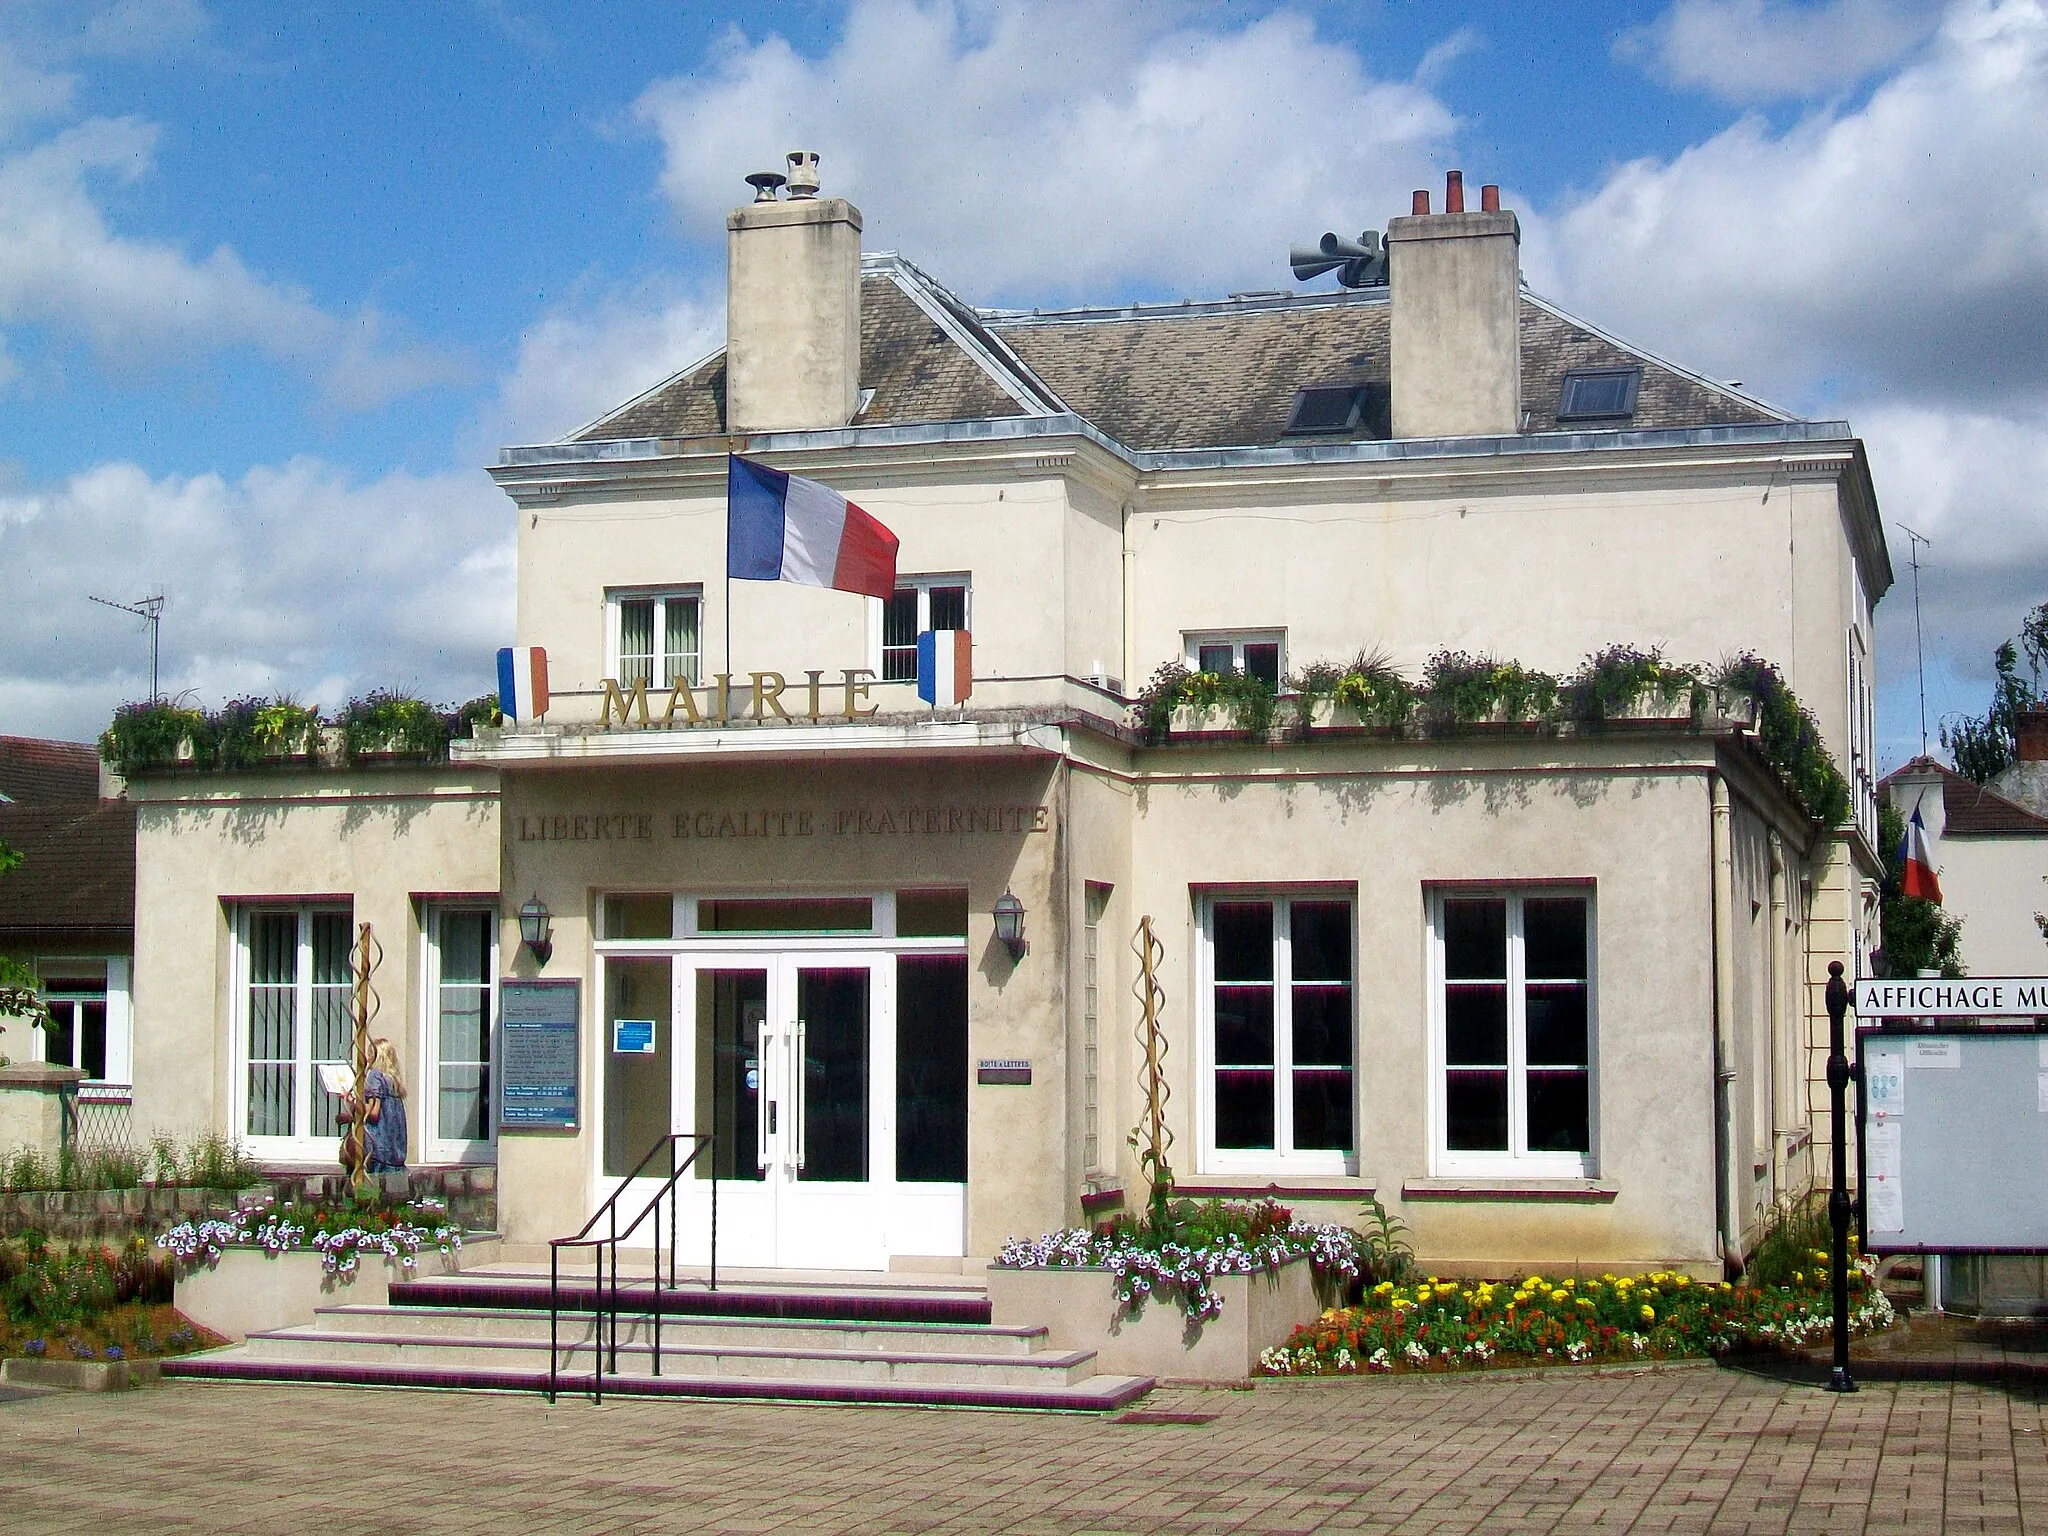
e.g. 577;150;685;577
917;629;971;707
1900;800;1942;903
496;646;549;722
727;454;899;600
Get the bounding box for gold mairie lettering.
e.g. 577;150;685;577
750;672;789;721
600;677;649;727
659;682;704;725
711;674;732;724
805;670;826;722
841;668;878;718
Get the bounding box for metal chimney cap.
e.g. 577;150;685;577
785;150;821;198
745;170;786;202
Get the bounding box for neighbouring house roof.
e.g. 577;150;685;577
0;801;136;941
569;256;1788;453
1882;757;2048;837
0;736;100;805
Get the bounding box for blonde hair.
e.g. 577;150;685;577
369;1037;407;1098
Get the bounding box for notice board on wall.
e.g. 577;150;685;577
1857;1024;2048;1254
500;977;580;1130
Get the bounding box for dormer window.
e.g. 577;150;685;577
1283;385;1367;436
1557;368;1641;423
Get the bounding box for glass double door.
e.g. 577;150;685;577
662;951;966;1270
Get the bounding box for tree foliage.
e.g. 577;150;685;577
1875;800;1964;978
1943;602;2048;784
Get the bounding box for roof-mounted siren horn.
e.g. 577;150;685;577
1289;229;1387;289
745;169;787;202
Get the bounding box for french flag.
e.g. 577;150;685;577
727;455;898;600
1900;801;1942;903
917;630;972;707
496;646;548;723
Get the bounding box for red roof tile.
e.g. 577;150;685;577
0;801;135;939
0;736;100;805
1882;757;2048;836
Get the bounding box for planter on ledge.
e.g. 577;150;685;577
985;1256;1320;1382
174;1234;492;1342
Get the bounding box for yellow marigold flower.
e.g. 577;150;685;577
1577;1297;1595;1309
1640;1304;1656;1322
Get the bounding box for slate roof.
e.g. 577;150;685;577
0;800;136;939
1882;757;2048;836
572;257;1786;451
0;736;99;805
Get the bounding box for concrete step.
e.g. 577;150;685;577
390;1274;993;1326
160;1350;1153;1413
307;1303;1050;1356
240;1325;1100;1388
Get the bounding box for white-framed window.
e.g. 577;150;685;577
880;575;970;682
235;905;353;1149
1184;631;1284;691
34;957;132;1090
1430;888;1595;1176
1848;628;1876;842
423;906;497;1162
1199;892;1354;1172
608;586;702;688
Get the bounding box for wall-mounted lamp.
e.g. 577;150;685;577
993;889;1027;960
518;893;554;967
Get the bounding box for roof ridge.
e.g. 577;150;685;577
863;254;1067;417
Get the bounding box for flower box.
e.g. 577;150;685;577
985;1255;1320;1382
174;1233;493;1342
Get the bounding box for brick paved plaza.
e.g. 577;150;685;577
5;1359;2046;1533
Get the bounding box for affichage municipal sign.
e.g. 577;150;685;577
1856;977;2048;1018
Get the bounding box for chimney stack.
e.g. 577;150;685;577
724;151;863;433
1386;169;1521;439
2018;705;2048;763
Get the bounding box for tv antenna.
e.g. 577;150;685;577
89;594;166;702
1896;524;1931;758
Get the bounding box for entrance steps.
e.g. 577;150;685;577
162;1264;1153;1413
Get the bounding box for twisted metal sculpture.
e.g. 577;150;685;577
343;922;383;1195
1129;915;1175;1227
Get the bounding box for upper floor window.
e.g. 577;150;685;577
609;587;701;688
1201;893;1354;1171
882;576;969;682
1185;631;1284;692
1432;889;1594;1176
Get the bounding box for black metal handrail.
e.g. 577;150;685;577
547;1131;715;1403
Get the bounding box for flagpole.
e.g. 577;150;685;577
724;574;733;700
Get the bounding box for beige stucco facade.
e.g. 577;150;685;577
119;171;1891;1280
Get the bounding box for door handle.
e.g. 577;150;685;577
792;1018;807;1172
755;1020;771;1171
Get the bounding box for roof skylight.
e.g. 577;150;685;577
1283;385;1367;436
1557;368;1642;423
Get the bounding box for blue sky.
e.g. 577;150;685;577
4;0;2043;767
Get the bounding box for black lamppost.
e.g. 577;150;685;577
1825;960;1857;1393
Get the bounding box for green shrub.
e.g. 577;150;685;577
1419;651;1559;730
99;698;213;772
1;1145;52;1191
1745;1190;1832;1290
342;690;452;760
453;693;502;737
148;1130;262;1191
213;696;323;767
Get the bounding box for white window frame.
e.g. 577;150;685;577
1195;890;1357;1176
1428;887;1597;1178
1183;630;1286;690
607;585;703;689
30;957;132;1093
421;904;499;1164
231;903;354;1158
875;574;971;682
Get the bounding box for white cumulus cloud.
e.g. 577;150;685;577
1619;0;1945;102
634;1;1458;301
0;458;513;743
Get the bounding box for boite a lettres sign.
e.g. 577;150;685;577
500;978;580;1129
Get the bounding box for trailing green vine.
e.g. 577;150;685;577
1132;643;1853;827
